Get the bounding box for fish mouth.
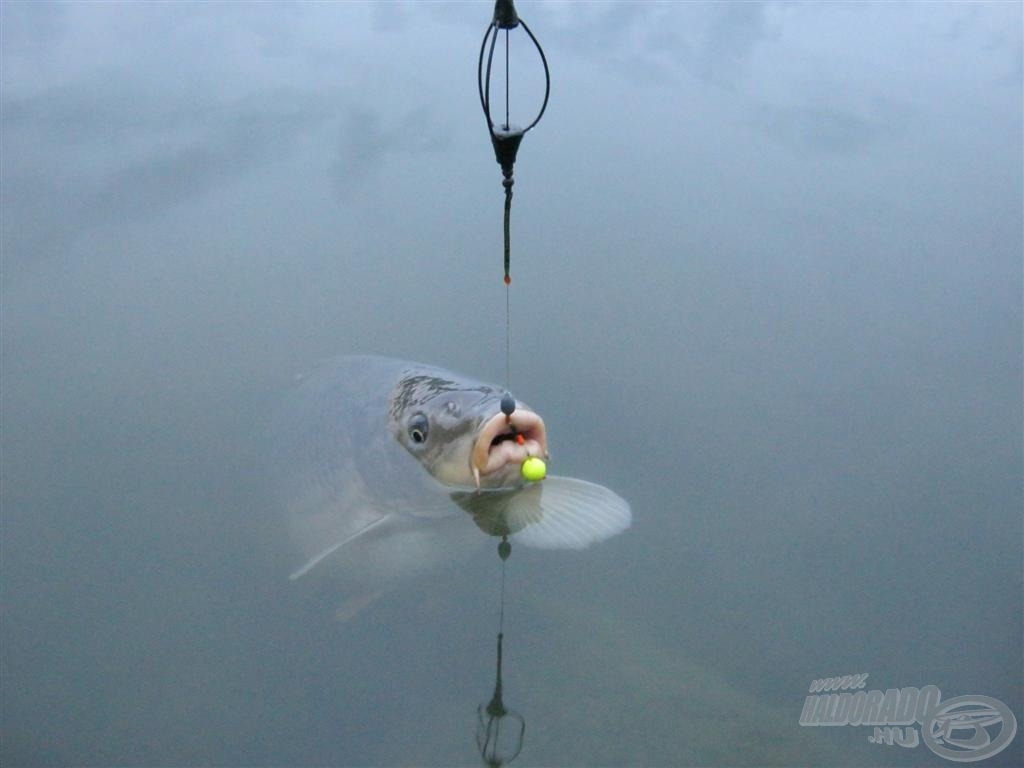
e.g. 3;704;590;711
472;409;549;488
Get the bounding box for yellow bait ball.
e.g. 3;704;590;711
521;456;547;482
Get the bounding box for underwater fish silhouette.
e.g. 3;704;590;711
268;356;631;586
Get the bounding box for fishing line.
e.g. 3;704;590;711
502;142;512;391
496;536;511;633
498;546;506;633
505;281;511;390
501;25;512;391
477;2;549;397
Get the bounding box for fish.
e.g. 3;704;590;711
267;355;631;586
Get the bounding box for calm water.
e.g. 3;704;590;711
2;3;1021;766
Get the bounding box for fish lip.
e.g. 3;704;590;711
472;409;549;480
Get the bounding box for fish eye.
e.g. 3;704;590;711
408;413;429;445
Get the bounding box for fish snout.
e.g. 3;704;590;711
471;408;549;488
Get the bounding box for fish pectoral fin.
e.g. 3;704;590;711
510;476;632;549
288;515;393;580
503;476;632;550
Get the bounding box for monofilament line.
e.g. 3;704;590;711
498;549;506;633
505;282;511;390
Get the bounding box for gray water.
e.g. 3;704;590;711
2;3;1021;766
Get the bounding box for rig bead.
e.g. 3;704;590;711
521;456;547;482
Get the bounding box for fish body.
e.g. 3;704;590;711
268;356;630;586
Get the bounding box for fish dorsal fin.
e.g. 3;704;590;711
288;515;392;580
458;476;631;550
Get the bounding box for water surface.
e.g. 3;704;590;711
2;3;1021;766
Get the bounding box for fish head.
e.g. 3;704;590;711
388;368;548;490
